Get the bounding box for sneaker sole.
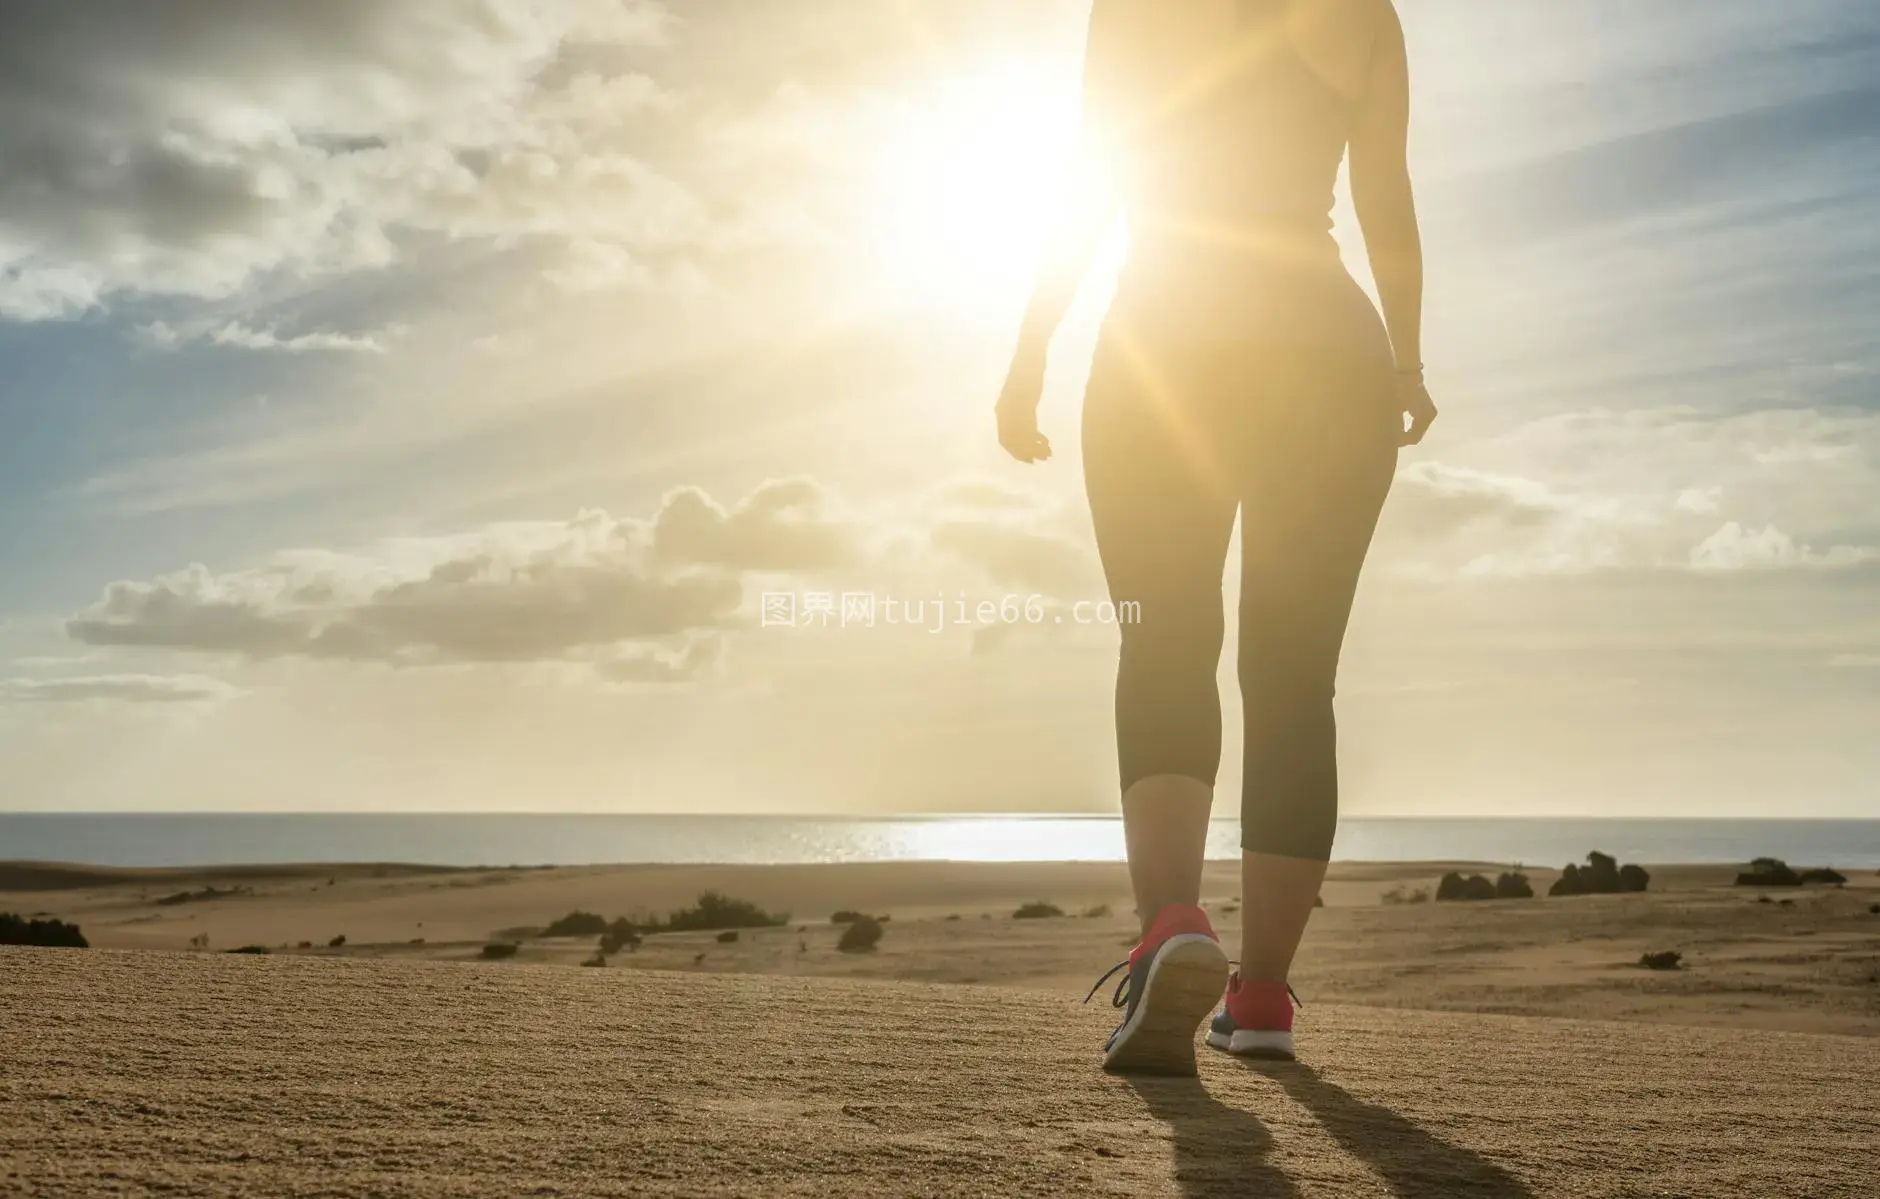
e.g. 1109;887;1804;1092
1101;934;1229;1076
1206;1027;1296;1061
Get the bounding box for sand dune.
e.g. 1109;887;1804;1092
9;859;1877;1037
4;947;1874;1197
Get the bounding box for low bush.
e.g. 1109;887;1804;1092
1638;950;1683;971
1495;872;1534;899
1437;872;1498;902
1082;904;1112;919
581;953;608;968
716;930;739;943
298;941;313;949
1551;852;1650;896
327;934;347;948
543;911;608;937
0;913;88;948
658;891;787;932
480;942;520;960
155;885;251;907
838;915;884;953
1381;885;1429;905
1012;901;1065;920
599;919;642;955
226;945;271;955
944;914;962;922
1735;858;1803;887
1798;868;1847;886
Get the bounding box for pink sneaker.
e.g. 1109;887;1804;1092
1083;905;1229;1075
1206;974;1300;1060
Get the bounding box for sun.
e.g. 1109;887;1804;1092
869;61;1099;313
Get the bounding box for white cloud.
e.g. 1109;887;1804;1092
2;674;240;705
0;0;692;320
1688;522;1880;572
139;320;388;355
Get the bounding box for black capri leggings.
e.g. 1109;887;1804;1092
1082;311;1399;861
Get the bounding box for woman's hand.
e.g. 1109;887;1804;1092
996;347;1053;464
1396;373;1438;447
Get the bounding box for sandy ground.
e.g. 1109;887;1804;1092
8;859;1879;1036
5;947;1876;1198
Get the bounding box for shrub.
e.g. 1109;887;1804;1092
1082;904;1112;919
480;942;520;960
327;934;347;948
658;891;787;932
0;913;89;948
1757;896;1773;905
599;919;642;955
298;941;313;949
1735;859;1803;887
581;953;608;968
1381;885;1429;905
1437;873;1497;902
1495;872;1534;899
1552;853;1649;896
944;914;962;922
716;930;739;943
1798;868;1847;886
188;933;210;950
1869;904;1879;915
832;910;863;924
226;945;271;955
543;911;608;938
838;915;884;953
1012;901;1065;920
155;885;251;907
1638;950;1683;971
1778;898;1795;907
1583;852;1621;892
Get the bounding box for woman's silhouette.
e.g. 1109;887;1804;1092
999;0;1435;1073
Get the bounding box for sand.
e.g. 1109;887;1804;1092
8;858;1879;1036
5;946;1876;1197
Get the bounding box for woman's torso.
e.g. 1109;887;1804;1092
1100;0;1390;356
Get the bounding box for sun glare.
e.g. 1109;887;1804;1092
871;63;1092;313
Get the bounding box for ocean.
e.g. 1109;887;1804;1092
2;814;1877;871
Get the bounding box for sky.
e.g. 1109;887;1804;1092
2;0;1878;818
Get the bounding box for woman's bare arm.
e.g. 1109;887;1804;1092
997;6;1127;462
1349;1;1435;444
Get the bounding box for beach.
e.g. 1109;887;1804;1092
9;857;1878;1037
6;945;1876;1197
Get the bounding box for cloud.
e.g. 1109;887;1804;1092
2;674;240;705
1689;523;1880;572
0;0;691;320
1387;463;1571;539
596;635;726;685
929;519;1099;598
65;507;744;667
651;478;858;572
137;320;388;355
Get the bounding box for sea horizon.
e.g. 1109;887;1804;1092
5;813;1877;871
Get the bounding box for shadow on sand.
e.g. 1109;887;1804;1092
1244;1060;1535;1198
1122;1075;1301;1198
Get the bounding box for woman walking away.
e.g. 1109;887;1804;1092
996;0;1436;1075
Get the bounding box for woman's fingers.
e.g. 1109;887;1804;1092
1398;385;1438;447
